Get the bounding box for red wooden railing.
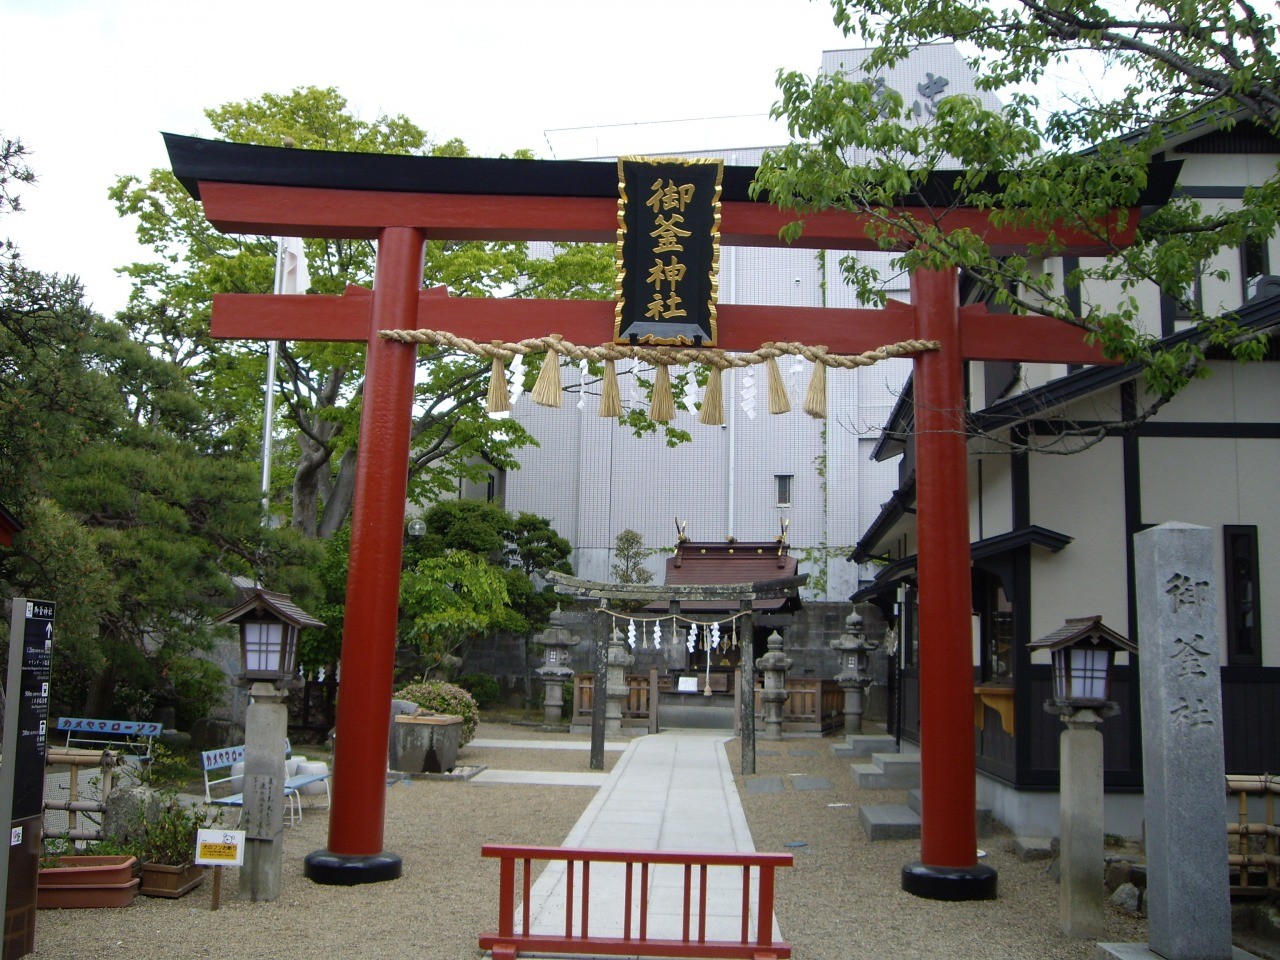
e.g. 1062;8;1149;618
479;844;792;959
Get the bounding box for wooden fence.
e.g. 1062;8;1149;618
1227;773;1279;900
572;673;843;735
479;843;792;959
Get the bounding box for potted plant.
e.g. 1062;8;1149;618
135;796;206;898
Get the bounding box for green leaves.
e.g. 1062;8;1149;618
760;0;1279;399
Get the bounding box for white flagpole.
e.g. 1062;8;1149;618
262;236;311;522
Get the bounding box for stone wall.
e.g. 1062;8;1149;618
458;601;890;724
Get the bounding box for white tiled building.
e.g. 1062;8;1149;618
501;46;995;601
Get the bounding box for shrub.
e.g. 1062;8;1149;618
393;680;480;746
135;795;205;865
455;672;500;707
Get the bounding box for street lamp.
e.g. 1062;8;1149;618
1028;615;1136;938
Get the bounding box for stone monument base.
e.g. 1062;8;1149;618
1097;943;1261;960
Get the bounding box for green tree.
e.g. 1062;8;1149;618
1;141;318;720
305;502;571;678
399;550;517;677
405;500;570;635
754;0;1278;421
110;86;619;539
611;529;654;585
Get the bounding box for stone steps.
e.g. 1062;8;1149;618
830;734;898;759
851;751;921;789
857;789;997;841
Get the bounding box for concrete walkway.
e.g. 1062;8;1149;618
509;730;781;946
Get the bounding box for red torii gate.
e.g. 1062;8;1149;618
165;134;1173;899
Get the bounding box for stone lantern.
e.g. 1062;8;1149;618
214;588;322;902
1029;615;1136;939
533;607;577;726
604;626;634;737
831;609;880;736
755;630;791;741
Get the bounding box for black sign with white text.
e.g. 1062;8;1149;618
10;601;53;821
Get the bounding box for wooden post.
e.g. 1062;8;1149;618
648;667;659;735
738;600;756;776
590;609;607;771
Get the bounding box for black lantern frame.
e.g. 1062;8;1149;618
1029;615;1136;712
216;588;324;687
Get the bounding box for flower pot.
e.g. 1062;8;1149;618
38;855;136;886
140;861;205;898
38;856;140;909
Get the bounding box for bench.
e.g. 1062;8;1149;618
55;717;162;765
201;743;330;826
479;844;792;959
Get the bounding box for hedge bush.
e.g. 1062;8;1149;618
455;672;500;707
393;680;480;746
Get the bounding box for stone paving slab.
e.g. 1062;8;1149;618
859;803;922;841
790;776;832;791
470;769;608;787
744;777;785;795
468;738;627;752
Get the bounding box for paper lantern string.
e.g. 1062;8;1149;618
377;328;939;421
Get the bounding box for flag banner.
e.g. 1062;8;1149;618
615;157;722;346
277;236;311;296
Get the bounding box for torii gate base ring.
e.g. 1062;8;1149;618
304;850;402;885
902;861;997;900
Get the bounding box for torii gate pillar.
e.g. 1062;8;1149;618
903;268;997;898
303;227;425;885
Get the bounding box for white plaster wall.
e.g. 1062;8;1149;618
973;453;1014;542
1027;437;1130;639
1139;435;1278;665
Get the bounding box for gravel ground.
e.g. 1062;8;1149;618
31;722;1159;959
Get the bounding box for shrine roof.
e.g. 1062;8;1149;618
656;540;800;613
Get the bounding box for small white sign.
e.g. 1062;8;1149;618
196;828;246;866
11;826;22;846
676;676;699;694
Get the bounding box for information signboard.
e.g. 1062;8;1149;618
1;598;55;960
8;601;54;820
196;828;246;867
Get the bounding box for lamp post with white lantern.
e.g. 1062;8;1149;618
1029;616;1136;938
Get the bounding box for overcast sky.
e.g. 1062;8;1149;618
3;0;856;315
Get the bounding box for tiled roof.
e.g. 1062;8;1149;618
658;540;799;612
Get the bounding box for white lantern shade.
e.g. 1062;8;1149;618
241;620;298;681
1054;645;1112;704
